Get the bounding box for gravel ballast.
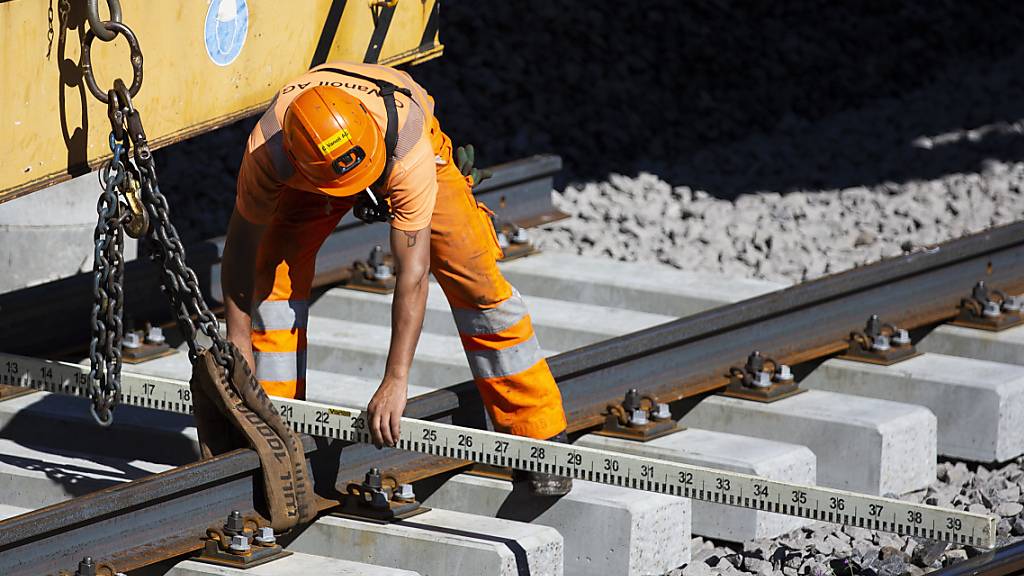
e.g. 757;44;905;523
666;459;1024;576
532;158;1024;285
529;41;1024;285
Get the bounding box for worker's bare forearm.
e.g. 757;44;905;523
385;227;430;382
221;205;266;367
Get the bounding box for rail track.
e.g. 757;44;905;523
0;158;1022;574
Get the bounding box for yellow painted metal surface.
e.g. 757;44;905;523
0;0;442;203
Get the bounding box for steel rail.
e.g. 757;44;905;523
929;539;1024;576
1;221;1023;573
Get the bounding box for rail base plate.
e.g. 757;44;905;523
0;384;35;401
342;274;397;295
950;311;1024;332
593;420;683;442
499;243;539;262
721;381;806;403
195;539;292;569
122;342;176;364
332;499;429;524
466;463;514;482
837;347;921;366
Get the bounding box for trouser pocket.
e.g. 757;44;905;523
475;200;505;261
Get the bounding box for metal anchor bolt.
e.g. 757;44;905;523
973;281;992;302
254;526;276;546
511;227;529;244
369;246;393;281
622;388;642;413
365;467;384;490
628;408;649;426
983;300;1003;318
1003;295;1023;313
751;370;773;388
497;230;510;249
651;402;672;421
145;325;166;345
228;534;251;553
871;334;891;351
891;328;911;346
122;331;142;349
393;483;416;501
224;510;245;535
774;364;794;384
865;315;882;338
76;557;96;576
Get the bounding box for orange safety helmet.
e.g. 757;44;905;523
281;85;386;196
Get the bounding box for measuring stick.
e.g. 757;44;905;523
0;352;996;548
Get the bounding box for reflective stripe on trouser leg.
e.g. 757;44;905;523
251;189;354;400
458;312;567;439
475;358;565;439
451;288;527;336
251;300;309;398
252;300;309;331
251;325;308;399
423;127;567;439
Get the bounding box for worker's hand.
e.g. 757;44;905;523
456;144;493;187
366;375;408;449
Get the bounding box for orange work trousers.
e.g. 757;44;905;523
250;121;567;440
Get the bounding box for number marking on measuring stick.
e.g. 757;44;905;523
0;352;996;548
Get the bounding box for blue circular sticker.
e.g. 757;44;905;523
205;0;248;67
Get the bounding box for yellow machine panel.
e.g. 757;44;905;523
0;0;442;203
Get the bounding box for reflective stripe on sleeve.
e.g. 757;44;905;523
451;289;528;336
252;300;309;331
465;334;543;379
265;132;294;180
254;349;308;383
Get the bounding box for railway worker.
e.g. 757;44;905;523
220;62;572;496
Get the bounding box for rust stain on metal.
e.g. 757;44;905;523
0;385;36;401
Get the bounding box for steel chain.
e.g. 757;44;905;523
85;14;232;426
88;133;129;426
134;145;233;371
85;0;123;42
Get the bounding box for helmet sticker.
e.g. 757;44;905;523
318;128;354;155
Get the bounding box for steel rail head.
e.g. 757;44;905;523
926;538;1024;576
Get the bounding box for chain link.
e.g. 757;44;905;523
85;0;123;42
85;15;232;426
89;133;129;426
